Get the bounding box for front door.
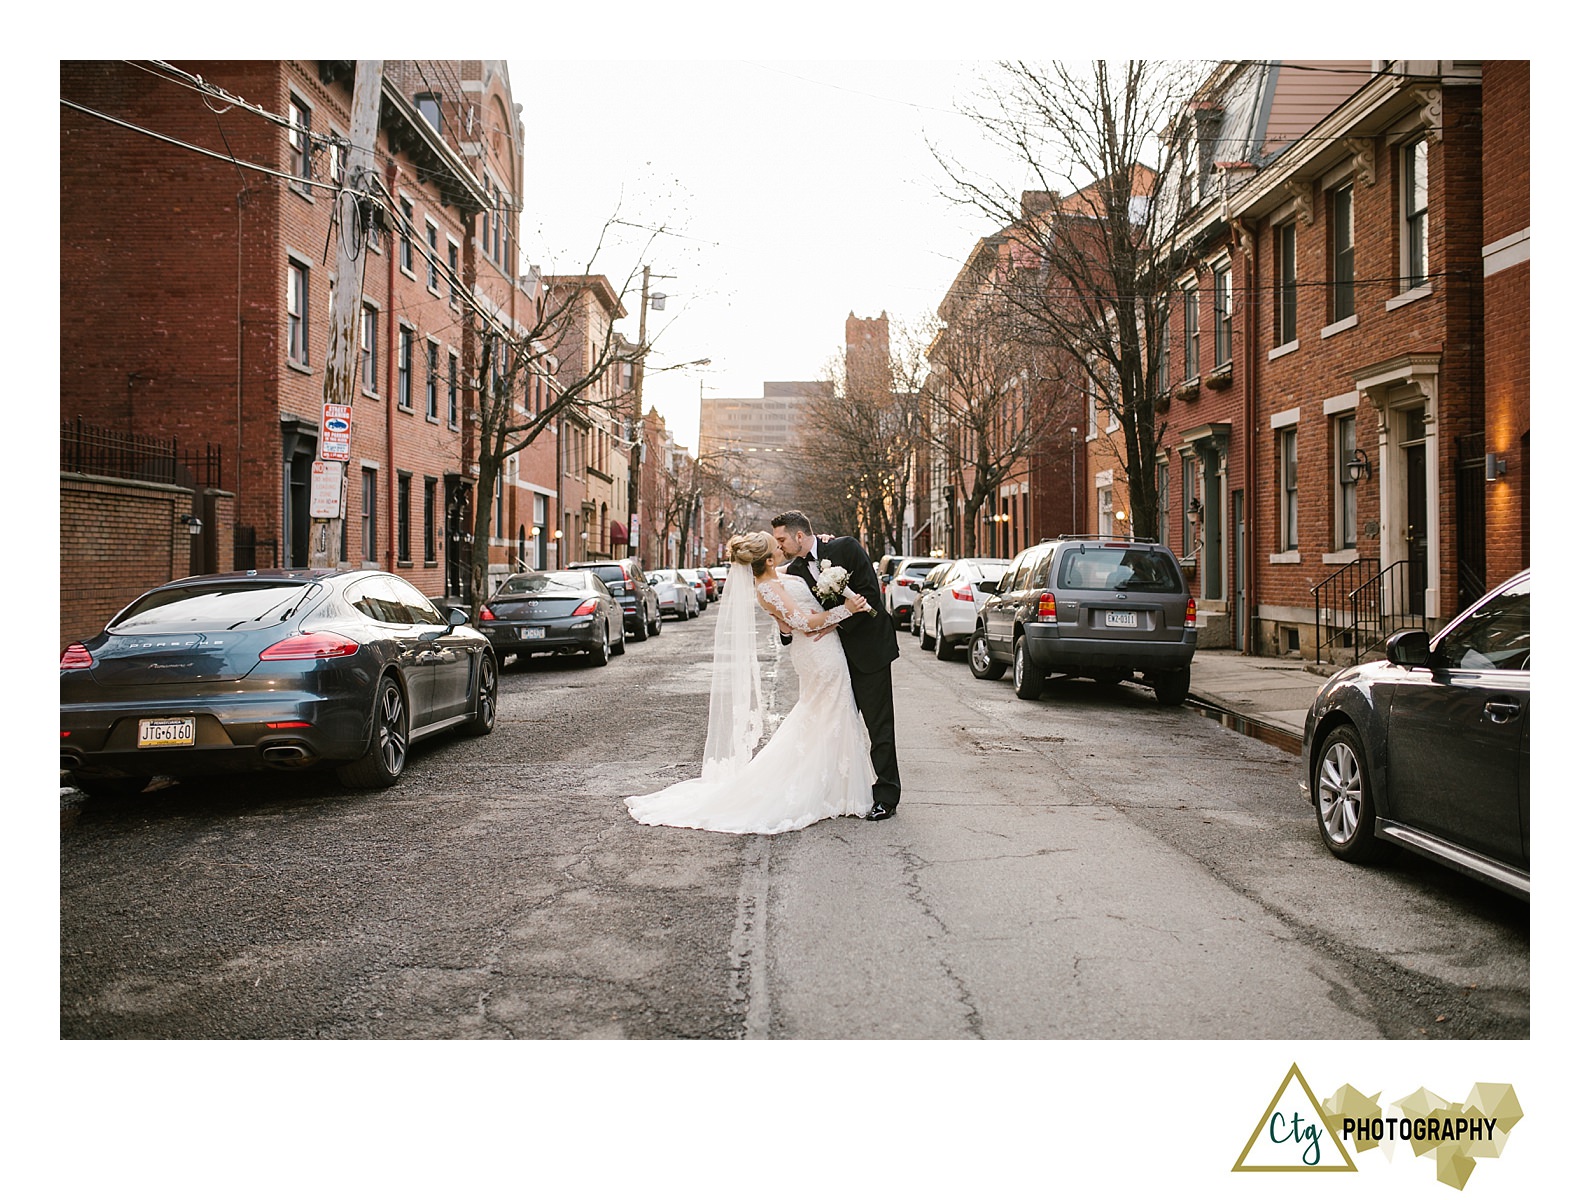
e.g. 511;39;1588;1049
1230;489;1245;651
1403;425;1428;618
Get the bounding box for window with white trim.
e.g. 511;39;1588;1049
1330;183;1356;320
425;340;439;420
425;219;440;292
1335;413;1358;550
1182;282;1199;381
399;198;414;275
397;325;414;409
397;472;412;564
361;467;378;562
447;350;460;428
1274;221;1298;345
361;304;379;394
1277;426;1299;550
1213;262;1232;367
1402;138;1429;290
288;96;312;191
287;259;310;366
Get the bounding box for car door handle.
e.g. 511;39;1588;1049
1483;699;1521;724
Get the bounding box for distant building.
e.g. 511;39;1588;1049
698;381;832;525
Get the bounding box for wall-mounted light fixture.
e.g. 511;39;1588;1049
178;514;203;536
1345;448;1373;484
1485;452;1508;482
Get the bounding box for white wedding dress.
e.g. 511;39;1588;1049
624;572;876;834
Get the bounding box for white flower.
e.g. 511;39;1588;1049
814;561;850;602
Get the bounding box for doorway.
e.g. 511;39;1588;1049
1401;409;1428;618
1230;489;1245;651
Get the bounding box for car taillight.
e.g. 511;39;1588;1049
1037;591;1057;621
1185;598;1198;629
61;643;94;669
478;606;497;621
951;585;975;603
572;598;599;616
259;632;361;661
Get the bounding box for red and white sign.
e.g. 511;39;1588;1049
320;403;352;461
310;461;345;519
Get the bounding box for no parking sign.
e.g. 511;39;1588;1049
320;403;352;461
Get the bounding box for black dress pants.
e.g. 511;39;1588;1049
849;664;900;808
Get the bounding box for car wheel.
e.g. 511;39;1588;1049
1314;724;1392;863
648;608;663;636
72;774;153;799
612;620;627;655
934;617;955;661
918;613;934;650
337;674;408;789
1152;667;1190;707
968;627;1006;681
587;631;611;667
464;652;498;736
633;613;649;642
1013;634;1044;700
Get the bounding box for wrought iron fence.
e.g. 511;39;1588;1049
1312;556;1435;665
60;418;221;489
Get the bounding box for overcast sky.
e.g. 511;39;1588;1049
510;59;1016;452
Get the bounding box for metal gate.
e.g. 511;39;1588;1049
1455;432;1487;609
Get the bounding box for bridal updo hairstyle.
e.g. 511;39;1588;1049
728;531;777;577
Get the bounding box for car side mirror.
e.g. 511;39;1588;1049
1386;628;1431;667
976;579;999;594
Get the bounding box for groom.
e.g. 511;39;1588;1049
771;510;901;821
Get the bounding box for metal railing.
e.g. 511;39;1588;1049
60;418;221;489
1312;557;1433;665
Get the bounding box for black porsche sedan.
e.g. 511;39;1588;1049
60;568;497;794
477;569;627;667
1301;569;1529;898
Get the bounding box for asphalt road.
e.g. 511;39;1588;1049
59;602;1528;1039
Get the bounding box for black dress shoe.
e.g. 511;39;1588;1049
864;802;895;821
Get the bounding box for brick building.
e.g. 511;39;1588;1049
60;60;548;634
1156;60;1527;658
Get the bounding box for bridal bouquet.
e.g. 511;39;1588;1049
813;561;872;612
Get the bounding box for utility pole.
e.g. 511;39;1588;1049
629;265;673;566
310;60;383;569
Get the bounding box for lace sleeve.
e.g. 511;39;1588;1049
756;579;850;633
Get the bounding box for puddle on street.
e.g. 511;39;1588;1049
1187;701;1302;755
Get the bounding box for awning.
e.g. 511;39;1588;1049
610;520;629;544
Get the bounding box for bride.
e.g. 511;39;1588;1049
624;531;876;834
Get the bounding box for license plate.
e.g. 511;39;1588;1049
138;717;195;747
1105;611;1138;629
522;627;546;640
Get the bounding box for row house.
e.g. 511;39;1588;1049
1154;59;1527;659
60;60;532;634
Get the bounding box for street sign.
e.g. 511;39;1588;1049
310;461;345;518
321;403;352;461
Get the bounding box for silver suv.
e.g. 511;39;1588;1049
967;536;1197;704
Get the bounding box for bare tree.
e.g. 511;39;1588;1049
936;59;1204;535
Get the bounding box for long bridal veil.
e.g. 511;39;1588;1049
699;563;764;781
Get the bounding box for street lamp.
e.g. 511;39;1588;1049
1070;426;1080;535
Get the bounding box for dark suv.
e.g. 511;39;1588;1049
567;558;662;640
967;536;1197;704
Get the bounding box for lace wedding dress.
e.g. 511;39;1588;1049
624;572;876;834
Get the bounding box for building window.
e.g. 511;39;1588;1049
1155;302;1170;396
1182;283;1199;381
423;477;438;564
425;340;439;420
361;467;378;562
493;474;504;540
397;473;412;563
1335;414;1359;550
287;259;310;366
415;93;442;131
1277;427;1299;550
397;326;414;410
1330;184;1356;320
425;220;440;292
399;198;414;275
1157;461;1171;546
1213;263;1232;367
447;240;460;306
1403;138;1429;290
1274;221;1298;346
1098;487;1113;537
361;304;378;394
288;96;312;189
447;351;460;428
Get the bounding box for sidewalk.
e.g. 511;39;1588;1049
1185;649;1338;742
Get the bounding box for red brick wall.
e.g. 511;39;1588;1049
61;477;197;641
1482;61;1530;584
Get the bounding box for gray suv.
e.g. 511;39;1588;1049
567;558;663;640
967;536;1197;704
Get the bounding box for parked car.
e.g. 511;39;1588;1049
884;557;946;628
1301;570;1529;899
567;558;662;639
687;566;718;604
907;562;954;639
916;557;1010;660
708;565;729;594
60;568;497;794
676;568;709;609
647;569;700;620
969;536;1197;704
478;569;627;668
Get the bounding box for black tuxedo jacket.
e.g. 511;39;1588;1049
786;535;898;675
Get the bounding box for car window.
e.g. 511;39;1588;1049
109;580;312;629
1060;547;1181;593
387;575;444;624
1435;581;1530;671
347;577;411;624
1030;546;1057;587
1010;550;1039;591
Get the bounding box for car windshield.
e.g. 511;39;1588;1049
903;564;936;579
110;580;315;630
497;572;587;596
1059;548;1181;593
